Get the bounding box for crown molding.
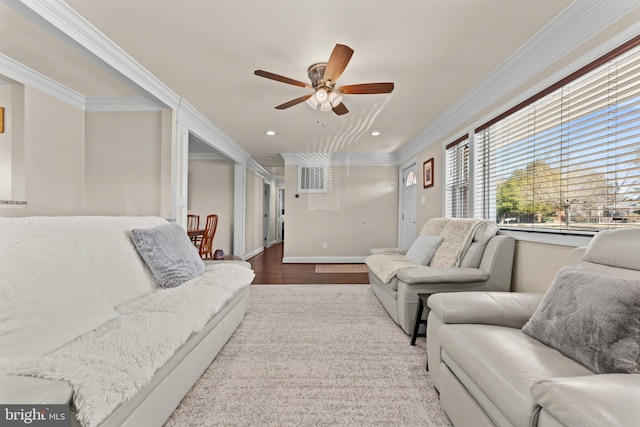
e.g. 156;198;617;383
399;0;640;163
176;98;252;166
0;52;85;109
6;0;180;109
281;152;398;166
85;96;163;111
187;152;224;161
246;158;273;181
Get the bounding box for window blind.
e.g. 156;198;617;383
445;135;470;218
474;41;640;232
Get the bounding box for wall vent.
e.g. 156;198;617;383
298;165;327;193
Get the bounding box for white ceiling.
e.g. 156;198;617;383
1;0;575;168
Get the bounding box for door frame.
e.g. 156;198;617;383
263;181;271;248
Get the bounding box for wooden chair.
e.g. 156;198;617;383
187;214;202;247
187;214;200;231
199;214;219;260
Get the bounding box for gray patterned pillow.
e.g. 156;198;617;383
131;222;205;288
522;266;640;374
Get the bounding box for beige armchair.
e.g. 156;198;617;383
366;218;515;334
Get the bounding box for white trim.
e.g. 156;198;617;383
500;230;593;248
282;256;367;264
246;158;272;181
85;96;162;111
399;0;640;164
281;152;398;166
233;164;246;257
7;0;179;108
242;246;263;261
188;152;224;161
0;53;85;110
267;239;278;248
176;99;250;165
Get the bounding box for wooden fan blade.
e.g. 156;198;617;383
275;94;312;110
323;44;354;83
254;70;311;88
332;102;349;116
337;83;394;94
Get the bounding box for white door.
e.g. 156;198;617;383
399;164;417;248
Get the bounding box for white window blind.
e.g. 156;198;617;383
445;135;470;218
474;38;640;232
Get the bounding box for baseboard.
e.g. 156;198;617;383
243;247;264;261
282;256;366;264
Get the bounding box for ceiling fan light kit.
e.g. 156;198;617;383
254;44;394;116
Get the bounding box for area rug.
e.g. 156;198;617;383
314;264;369;273
164;285;451;426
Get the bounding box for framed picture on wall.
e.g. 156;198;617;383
423;158;434;189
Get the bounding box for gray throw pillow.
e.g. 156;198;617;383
405;235;444;265
522;266;640;374
131;222;205;288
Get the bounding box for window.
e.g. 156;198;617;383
474;35;640;232
298;165;327;193
445;135;469;217
406;171;417;186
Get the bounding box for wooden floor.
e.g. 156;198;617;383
248;243;369;285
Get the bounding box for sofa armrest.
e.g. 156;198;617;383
369;247;407;255
397;267;488;284
427;291;544;328
531;374;640;427
0;375;73;404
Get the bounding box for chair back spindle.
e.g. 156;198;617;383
199;214;219;260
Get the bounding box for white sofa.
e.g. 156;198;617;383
427;227;640;427
366;218;515;334
0;216;254;427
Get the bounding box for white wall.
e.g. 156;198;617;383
84;110;165;216
0;86;85;216
284;164;398;260
187;158;234;254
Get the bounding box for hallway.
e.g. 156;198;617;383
248;243;370;285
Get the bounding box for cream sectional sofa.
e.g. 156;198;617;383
366;218;515;334
427;228;640;427
0;216;254;427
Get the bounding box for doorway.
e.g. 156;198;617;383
399;162;417;248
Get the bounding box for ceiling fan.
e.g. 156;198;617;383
254;44;394;116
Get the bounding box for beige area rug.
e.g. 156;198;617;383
164;285;451;427
315;264;369;273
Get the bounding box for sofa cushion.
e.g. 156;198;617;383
0;235;118;358
131;222;205;288
438;324;592;427
405;235;443;265
581;228;640;271
522;266;640;374
0;216;167;307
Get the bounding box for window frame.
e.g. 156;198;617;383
468;33;640;235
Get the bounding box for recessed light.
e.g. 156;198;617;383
265;130;276;136
371;131;381;136
265;156;274;160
